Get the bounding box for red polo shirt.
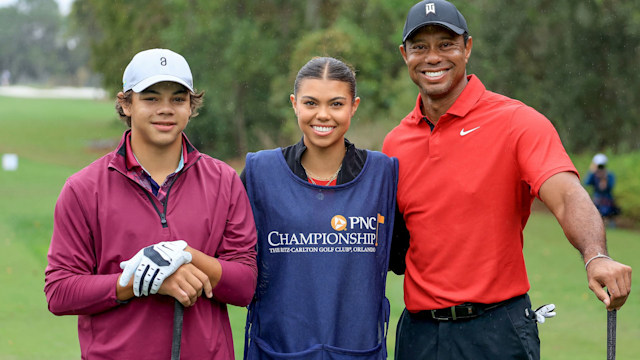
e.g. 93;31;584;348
382;75;577;311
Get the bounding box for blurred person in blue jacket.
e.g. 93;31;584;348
585;153;620;226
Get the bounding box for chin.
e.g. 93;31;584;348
422;84;452;98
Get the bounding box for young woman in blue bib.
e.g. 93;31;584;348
241;57;398;360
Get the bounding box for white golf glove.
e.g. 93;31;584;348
534;304;556;323
119;240;192;297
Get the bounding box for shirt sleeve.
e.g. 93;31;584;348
44;179;121;315
212;170;258;306
388;204;410;275
510;106;578;197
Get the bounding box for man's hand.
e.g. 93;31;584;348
586;256;632;311
119;240;193;297
539;172;632;312
157;263;213;307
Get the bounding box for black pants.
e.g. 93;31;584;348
395;294;540;360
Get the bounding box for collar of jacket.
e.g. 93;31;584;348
110;129;201;173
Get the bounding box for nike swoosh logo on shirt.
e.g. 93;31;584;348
460;126;480;136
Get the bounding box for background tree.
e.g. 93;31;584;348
69;0;640;157
0;0;89;85
466;0;640;153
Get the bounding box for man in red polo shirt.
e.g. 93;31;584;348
383;1;632;359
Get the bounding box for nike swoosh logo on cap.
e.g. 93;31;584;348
460;127;480;136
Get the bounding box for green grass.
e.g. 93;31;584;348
0;96;124;168
524;212;639;360
0;97;120;359
1;96;638;359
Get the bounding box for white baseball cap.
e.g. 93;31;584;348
593;153;608;166
122;48;194;93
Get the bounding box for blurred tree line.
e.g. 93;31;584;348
71;0;411;157
466;0;640;154
0;0;95;86
23;0;640;158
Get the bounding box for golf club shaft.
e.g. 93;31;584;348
171;300;184;360
607;309;616;360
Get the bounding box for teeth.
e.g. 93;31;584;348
425;70;446;77
313;126;333;132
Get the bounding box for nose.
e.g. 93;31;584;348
424;49;442;64
156;98;175;115
417;43;445;65
316;104;330;120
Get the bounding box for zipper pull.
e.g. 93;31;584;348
160;213;167;226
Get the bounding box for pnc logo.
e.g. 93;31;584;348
331;215;348;231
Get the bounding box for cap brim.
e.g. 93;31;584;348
403;21;466;42
129;75;194;93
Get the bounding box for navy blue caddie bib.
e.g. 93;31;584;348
244;148;398;360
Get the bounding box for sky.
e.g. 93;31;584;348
0;0;74;15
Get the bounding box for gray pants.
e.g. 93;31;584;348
395;294;540;360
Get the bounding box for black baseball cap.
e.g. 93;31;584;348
402;0;469;43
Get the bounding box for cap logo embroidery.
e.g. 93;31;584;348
425;3;436;15
160;57;167;66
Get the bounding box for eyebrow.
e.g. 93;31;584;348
409;32;459;43
301;95;347;102
140;88;188;95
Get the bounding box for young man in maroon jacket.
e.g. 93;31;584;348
45;48;257;359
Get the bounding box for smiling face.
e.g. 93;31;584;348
290;78;360;153
120;81;191;153
400;25;472;104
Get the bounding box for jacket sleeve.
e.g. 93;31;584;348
584;172;595;187
388;204;410;275
212;170;258;306
44;179;121;315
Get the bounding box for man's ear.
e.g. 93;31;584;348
399;44;409;64
117;92;132;116
464;36;473;65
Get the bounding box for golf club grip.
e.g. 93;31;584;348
171;300;184;360
607;309;617;360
